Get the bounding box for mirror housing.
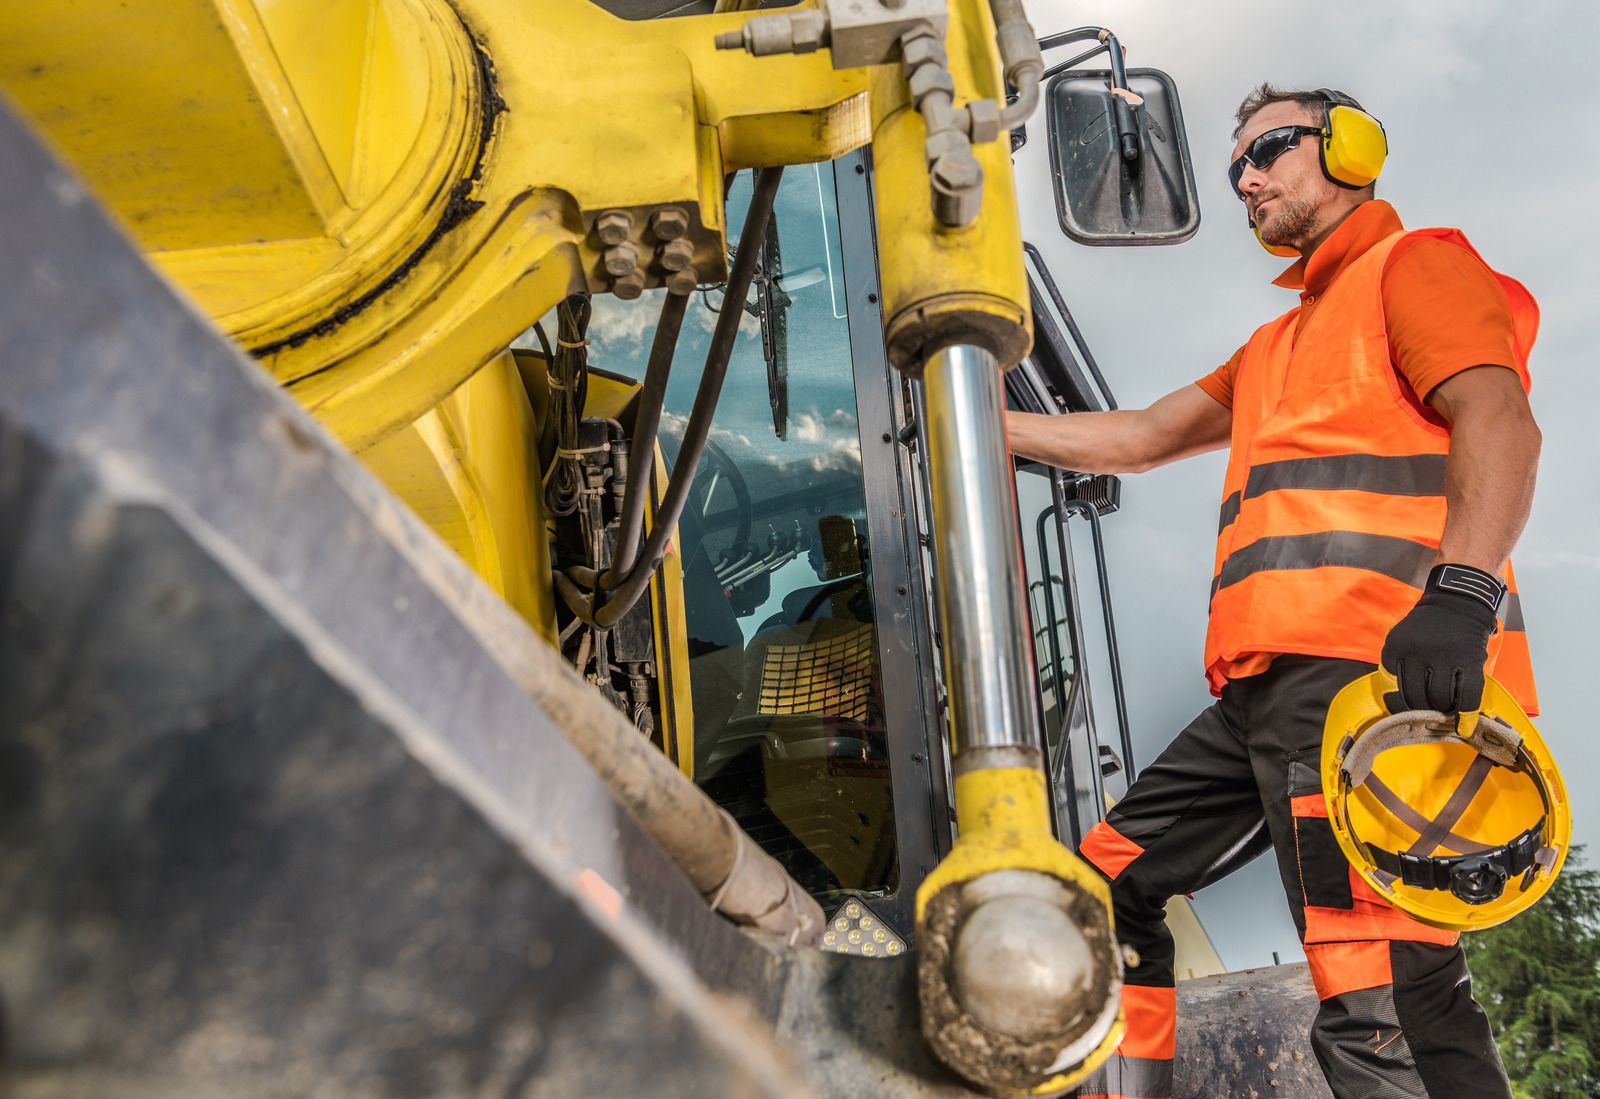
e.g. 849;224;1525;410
1046;68;1200;246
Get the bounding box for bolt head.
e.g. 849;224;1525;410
649;206;689;241
665;267;698;296
902;36;946;70
603;241;640;277
596;209;634;246
658;238;695;271
931;151;981;192
611;268;645;300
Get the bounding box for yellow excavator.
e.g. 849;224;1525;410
0;1;1310;1096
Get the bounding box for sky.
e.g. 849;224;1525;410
1012;0;1600;969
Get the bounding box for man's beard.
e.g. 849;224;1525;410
1258;193;1319;247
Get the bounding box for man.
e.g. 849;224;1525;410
1008;84;1540;1099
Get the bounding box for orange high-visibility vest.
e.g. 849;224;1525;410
1204;228;1540;714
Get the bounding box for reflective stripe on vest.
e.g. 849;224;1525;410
1217;453;1447;534
1204;226;1539;714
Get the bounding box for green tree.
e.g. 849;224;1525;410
1464;847;1600;1099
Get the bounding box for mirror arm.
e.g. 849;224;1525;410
1041;43;1108;83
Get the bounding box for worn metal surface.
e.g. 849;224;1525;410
776;950;983;1098
1173;963;1331;1099
0;94;811;1096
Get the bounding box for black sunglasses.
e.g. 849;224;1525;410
1229;125;1324;198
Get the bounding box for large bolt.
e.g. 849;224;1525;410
931;150;983;227
902;35;947;71
715;10;826;57
649;206;689;241
604;241;640;277
595;209;634;247
666;267;698;296
658;238;695;272
611;267;646;300
951;894;1095;1043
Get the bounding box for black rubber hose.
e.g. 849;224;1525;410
563;166;784;630
602;288;690;588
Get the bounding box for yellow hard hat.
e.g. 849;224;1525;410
1321;670;1570;932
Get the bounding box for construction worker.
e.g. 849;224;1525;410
1008;84;1540;1099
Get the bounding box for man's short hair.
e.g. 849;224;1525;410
1233;83;1326;139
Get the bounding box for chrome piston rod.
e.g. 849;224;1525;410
922;343;1041;763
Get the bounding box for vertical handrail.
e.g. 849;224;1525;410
1034;505;1081;843
1060;497;1134;780
1021;242;1118;410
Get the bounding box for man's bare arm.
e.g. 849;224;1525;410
1426;365;1542;573
1006;383;1233;474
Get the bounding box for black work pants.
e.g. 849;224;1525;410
1074;656;1508;1099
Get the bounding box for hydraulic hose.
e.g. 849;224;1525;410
602;288;690;587
562;165;784;630
989;0;1044;131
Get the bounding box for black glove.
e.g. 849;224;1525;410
1381;564;1503;715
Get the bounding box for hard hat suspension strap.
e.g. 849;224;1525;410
1405;754;1494;859
1360;774;1492;855
1362;818;1546;904
1336;710;1559;906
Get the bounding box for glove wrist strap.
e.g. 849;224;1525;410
1425;563;1507;615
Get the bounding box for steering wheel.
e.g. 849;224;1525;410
686;438;753;568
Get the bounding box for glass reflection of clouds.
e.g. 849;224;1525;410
550;163;897;904
582;165;864;642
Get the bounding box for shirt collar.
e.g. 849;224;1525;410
1271;199;1405;295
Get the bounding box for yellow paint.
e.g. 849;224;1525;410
254;0;371;197
868;0;1032;372
650;491;696;779
917;766;1123;1092
357;351;557;642
719;92;873;174
0;0;328;250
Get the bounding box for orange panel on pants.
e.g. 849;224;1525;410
1074;986;1175;1099
1081;818;1145;881
1287;791;1457;1001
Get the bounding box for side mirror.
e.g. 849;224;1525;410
1046;67;1200;246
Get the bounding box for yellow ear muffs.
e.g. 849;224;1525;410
1318;94;1388;188
1252;220;1299;257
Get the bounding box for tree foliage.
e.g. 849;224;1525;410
1464;847;1600;1099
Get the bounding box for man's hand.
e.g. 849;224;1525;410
1381;587;1497;715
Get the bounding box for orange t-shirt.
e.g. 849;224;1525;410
1197;200;1521;412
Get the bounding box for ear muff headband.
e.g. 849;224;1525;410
1314;88;1388;189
